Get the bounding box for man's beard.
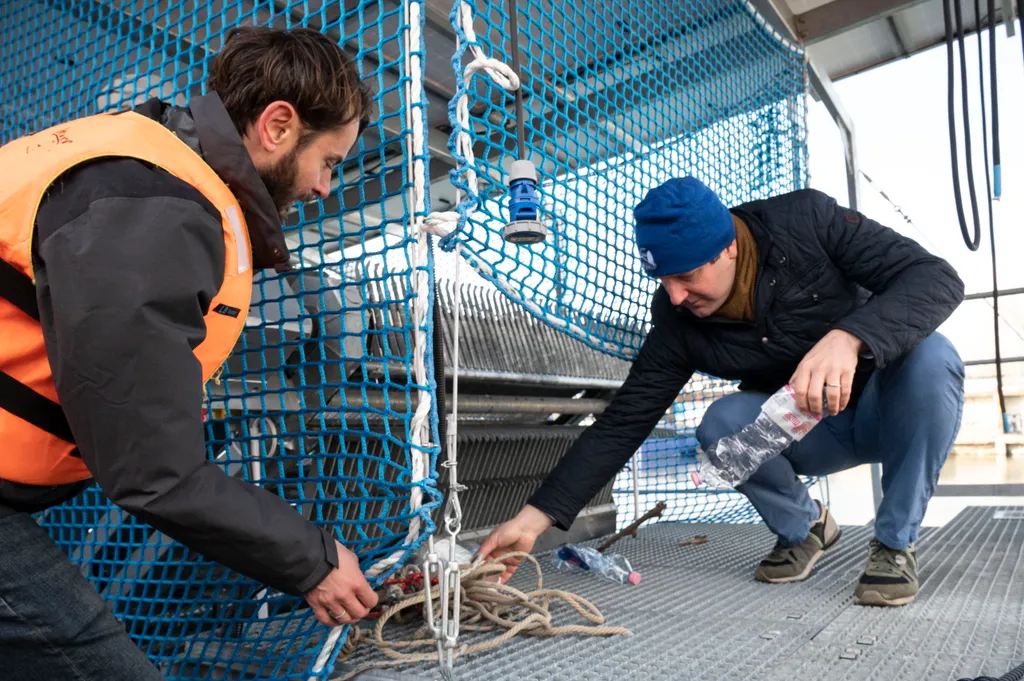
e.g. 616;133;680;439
259;146;311;216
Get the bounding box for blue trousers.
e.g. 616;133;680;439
695;332;965;550
0;506;167;680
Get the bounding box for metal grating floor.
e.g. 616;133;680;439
336;506;1024;681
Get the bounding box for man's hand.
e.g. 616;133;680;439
790;329;865;417
475;504;554;583
304;541;379;626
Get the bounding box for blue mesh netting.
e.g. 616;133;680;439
611;377;818;529
1;0;809;676
1;0;441;678
437;0;808;358
432;0;808;527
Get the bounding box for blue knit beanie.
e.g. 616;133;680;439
633;177;736;277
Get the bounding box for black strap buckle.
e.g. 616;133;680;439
0;258;39;321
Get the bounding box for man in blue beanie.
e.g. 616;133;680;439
633;176;741;318
479;176;966;608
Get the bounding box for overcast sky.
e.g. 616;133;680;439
805;29;1024;366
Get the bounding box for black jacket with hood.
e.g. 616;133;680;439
528;188;965;530
1;94;338;597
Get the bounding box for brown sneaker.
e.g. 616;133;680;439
855;539;919;607
754;501;842;584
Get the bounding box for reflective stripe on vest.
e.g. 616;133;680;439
0;111;254;486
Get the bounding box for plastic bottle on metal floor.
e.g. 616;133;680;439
553;544;642;585
691;384;823;489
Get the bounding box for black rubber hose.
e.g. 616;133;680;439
975;0;1007;425
1007;662;1024;681
989;0;1000;196
957;659;1024;681
1019;0;1024;75
956;0;984;240
507;0;527;159
944;0;982;250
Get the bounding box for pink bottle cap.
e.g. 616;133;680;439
690;471;703;487
627;571;642;585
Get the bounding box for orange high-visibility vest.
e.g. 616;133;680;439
0;111;254;486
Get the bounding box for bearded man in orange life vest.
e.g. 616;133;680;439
0;26;379;680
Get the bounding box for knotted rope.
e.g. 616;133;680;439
335;552;633;679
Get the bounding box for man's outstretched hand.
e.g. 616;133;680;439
475;504;554;583
304;541;379;626
790;329;864;417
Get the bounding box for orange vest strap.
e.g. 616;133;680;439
0;370;76;444
0;257;39;321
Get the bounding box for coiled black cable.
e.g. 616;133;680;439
1019;0;1024;75
507;0;527;160
957;659;1024;681
944;0;982;251
974;0;1007;425
989;0;1000;197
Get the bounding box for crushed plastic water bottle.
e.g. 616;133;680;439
691;384;823;489
553;544;642;585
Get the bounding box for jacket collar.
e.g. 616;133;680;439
732;207;785;330
731;207;778;267
677;208;779;329
133;94;291;272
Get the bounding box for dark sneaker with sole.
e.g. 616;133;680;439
855;539;919;607
755;501;842;583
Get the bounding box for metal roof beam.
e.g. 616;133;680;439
794;0;929;45
746;0;800;42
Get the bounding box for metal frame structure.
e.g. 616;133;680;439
793;0;931;46
787;0;1018;82
750;0;883;512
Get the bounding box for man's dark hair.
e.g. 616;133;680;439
208;26;373;137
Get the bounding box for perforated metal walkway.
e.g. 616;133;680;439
337;506;1024;681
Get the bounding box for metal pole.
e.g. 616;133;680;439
807;60;860;210
347;392;610;415
869;464;883;515
805;58;882;512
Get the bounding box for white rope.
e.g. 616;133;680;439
449;2;520;201
423;2;627;357
309;0;436;675
313;0;599;675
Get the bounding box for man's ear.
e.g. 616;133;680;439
248;101;301;153
725;238;739;260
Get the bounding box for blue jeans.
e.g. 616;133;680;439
0;506;166;681
695;332;965;550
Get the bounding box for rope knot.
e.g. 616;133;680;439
335;552;632;679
